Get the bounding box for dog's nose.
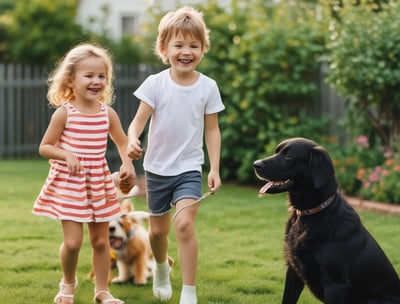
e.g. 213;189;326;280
253;160;262;168
109;227;115;233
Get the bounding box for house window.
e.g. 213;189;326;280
121;15;137;36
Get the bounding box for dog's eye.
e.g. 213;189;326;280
283;153;292;160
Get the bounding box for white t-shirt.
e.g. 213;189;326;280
134;69;225;176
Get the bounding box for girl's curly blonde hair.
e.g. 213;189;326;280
46;42;114;107
155;6;210;64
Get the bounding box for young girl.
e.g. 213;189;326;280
33;43;134;304
127;6;224;304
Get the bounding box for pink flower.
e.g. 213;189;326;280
369;172;380;182
356;135;369;148
384;150;393;159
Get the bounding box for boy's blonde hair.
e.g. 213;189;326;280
155;6;210;64
47;42;114;107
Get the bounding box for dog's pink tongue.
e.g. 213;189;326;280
113;239;123;248
259;182;273;194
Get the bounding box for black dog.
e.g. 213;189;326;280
253;137;400;304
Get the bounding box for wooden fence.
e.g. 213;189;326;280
0;61;345;170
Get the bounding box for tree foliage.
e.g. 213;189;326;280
0;0;14;12
4;0;90;64
0;0;144;64
327;1;400;151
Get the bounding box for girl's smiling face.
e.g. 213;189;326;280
70;56;107;103
162;33;203;75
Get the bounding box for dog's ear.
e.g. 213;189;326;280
309;146;335;188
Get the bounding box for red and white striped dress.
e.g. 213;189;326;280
33;102;121;222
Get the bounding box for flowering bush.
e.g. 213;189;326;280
333;156;362;195
330;135;384;196
331;135;400;204
356;152;400;204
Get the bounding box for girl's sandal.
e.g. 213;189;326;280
54;277;78;304
94;290;125;304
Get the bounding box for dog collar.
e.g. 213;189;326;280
127;227;135;239
295;192;337;216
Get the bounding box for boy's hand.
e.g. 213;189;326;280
127;139;143;160
208;170;222;193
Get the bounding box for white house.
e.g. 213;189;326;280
76;0;218;40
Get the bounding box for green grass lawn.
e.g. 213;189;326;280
1;159;400;303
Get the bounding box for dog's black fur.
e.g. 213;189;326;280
254;137;400;304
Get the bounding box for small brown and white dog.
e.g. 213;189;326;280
89;172;151;284
90;172;173;285
109;211;154;285
109;172;155;285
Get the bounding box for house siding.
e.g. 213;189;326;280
76;0;227;40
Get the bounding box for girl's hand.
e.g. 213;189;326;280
65;153;82;176
119;163;136;194
127;138;143;160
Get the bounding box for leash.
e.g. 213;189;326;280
172;191;215;221
118;185;141;200
119;194;139;200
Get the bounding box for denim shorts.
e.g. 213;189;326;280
145;170;202;216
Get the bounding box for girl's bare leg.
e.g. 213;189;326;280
88;222;122;304
55;221;83;304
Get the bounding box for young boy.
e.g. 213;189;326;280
127;6;224;304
